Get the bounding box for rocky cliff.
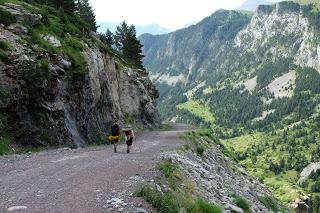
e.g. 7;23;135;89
0;2;159;150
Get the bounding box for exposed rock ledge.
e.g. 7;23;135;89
298;162;320;184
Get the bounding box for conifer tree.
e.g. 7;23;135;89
27;0;76;12
114;21;144;69
54;0;76;12
76;0;97;32
104;29;114;47
114;21;129;51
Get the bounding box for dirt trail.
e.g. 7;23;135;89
0;124;189;213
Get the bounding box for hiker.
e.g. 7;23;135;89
109;119;120;153
123;126;135;153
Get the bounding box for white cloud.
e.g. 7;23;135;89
90;0;248;30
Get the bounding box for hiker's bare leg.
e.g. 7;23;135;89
114;143;117;153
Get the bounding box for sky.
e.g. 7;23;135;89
90;0;278;30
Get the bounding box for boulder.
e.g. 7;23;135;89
133;208;148;213
225;204;244;213
290;199;310;213
7;24;28;34
42;35;61;48
1;3;42;26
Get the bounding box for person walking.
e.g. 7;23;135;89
123;126;135;153
109;119;120;153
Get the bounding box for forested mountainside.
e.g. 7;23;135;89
0;0;159;153
140;1;320;210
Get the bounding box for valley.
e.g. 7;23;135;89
140;0;320;210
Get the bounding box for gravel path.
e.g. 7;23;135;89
0;124;188;213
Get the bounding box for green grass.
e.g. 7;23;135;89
0;40;10;50
183;129;237;160
159;161;181;189
0;50;9;63
12;1;90;76
177;99;215;124
137;186;222;213
196;145;205;156
258;196;289;213
293;0;320;8
0;135;11;155
181;130;212;157
232;194;252;213
223;132;265;153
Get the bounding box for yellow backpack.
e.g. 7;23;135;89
108;135;119;142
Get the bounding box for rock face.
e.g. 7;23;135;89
298;162;320;184
234;2;320;72
290;196;311;213
160;145;273;212
0;4;159;148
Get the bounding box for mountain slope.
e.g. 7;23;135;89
140;1;320;208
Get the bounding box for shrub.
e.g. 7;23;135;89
0;135;11;155
62;36;86;76
311;181;320;192
63;46;87;75
0;50;9;63
0;7;16;26
196;145;205;156
137;185;222;213
137;186;179;213
35;59;52;80
0;40;10;50
258;196;282;212
195;198;222;213
159;161;180;189
64;37;84;51
0;113;7;130
233;194;252;213
0;85;9;106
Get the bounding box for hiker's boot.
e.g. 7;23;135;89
127;148;130;153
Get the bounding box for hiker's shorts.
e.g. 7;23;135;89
126;138;133;146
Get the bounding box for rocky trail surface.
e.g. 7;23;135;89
0;124;189;213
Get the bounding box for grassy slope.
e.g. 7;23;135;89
177;99;215;124
222;132;304;203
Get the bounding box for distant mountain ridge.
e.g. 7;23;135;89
238;0;273;11
98;22;172;36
